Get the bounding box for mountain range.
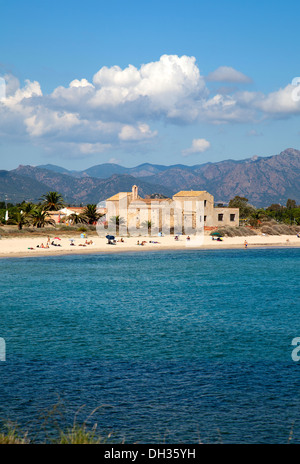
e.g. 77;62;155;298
1;148;299;207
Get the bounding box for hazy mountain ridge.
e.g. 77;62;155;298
139;148;300;206
8;166;174;204
0;170;48;203
1;148;299;206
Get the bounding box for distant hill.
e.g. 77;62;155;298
38;162;182;179
2;148;300;206
138;148;300;207
8;165;173;205
37;164;76;176
82;163;130;178
0;170;47;203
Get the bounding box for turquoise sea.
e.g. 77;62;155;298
0;248;299;443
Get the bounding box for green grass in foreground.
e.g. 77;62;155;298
0;422;296;444
0;402;296;444
0;428;29;444
0;403;121;444
0;423;117;444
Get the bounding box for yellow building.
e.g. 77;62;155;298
106;185;239;234
172;190;239;228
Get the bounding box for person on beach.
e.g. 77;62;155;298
244;240;248;248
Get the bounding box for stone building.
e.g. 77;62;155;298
172;190;239;228
105;185;239;234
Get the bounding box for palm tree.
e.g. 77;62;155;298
109;215;126;235
41;192;65;211
80;204;103;225
15;211;31;230
20;202;35;214
6;210;30;230
68;213;88;225
141;220;152;234
30;207;56;228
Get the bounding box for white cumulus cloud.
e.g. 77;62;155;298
182;138;211;157
119;123;157;141
253;84;300;115
69;78;94;88
91;54;207;120
1;56;300;160
207;66;252;84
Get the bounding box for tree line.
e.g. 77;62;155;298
1;192;299;229
0;192;103;229
228;196;300;226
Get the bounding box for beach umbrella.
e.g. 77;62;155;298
211;232;222;237
106;235;115;240
54;237;61;240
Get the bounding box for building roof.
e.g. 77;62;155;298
173;190;207;197
106;192;131;201
47;207;85;216
68;207;85;212
132;198;171;204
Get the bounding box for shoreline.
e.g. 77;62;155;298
0;233;299;259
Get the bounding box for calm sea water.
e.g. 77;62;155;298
0;248;299;443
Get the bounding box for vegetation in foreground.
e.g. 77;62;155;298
0;191;104;231
0;192;300;237
0;421;295;444
0;424;116;444
0;403;122;444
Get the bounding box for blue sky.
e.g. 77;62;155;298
1;0;300;170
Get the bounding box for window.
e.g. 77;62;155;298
230;214;235;222
204;215;207;222
218;214;223;222
204;200;207;207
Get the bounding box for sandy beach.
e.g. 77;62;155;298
0;232;299;258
